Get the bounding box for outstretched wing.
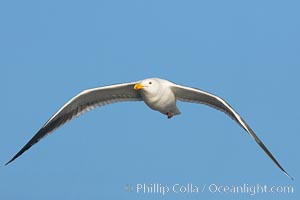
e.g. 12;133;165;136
171;84;292;180
6;82;142;165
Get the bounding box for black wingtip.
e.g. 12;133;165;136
283;171;294;181
5;127;49;166
5;155;17;166
5;159;13;166
5;138;38;166
5;153;21;166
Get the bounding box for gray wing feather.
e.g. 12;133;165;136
6;82;141;165
171;84;292;180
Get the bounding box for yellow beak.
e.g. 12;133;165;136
134;83;144;90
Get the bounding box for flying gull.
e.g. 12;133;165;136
6;78;293;179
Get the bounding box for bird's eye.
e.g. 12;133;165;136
149;82;152;85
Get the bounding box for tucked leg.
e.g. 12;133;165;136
166;112;174;119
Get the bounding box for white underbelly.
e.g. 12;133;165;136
142;90;179;115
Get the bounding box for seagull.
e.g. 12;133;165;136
6;78;292;179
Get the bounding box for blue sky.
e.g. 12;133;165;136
1;0;299;199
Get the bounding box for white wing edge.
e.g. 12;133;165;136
44;81;139;127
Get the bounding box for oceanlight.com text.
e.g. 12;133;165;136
124;183;294;196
